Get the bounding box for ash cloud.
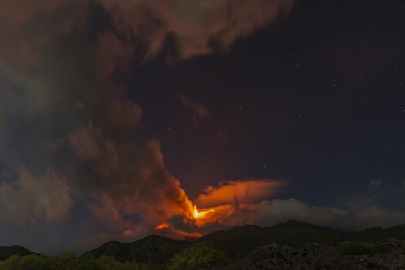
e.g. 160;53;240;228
102;0;296;60
0;1;195;238
0;0;296;252
191;179;287;227
0;166;73;226
191;182;405;231
1;1;404;253
196;179;287;209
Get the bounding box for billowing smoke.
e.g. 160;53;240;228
0;1;197;238
101;0;296;60
0;0;295;248
2;2;405;254
191;179;287;226
0;166;73;226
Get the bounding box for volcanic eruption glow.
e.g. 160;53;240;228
155;223;170;230
154;204;216;236
193;205;215;219
154;179;286;239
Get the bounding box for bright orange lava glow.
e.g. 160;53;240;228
153;179;283;238
155;223;170;230
193;205;214;219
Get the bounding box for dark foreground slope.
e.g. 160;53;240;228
198;220;341;259
0;245;34;261
199;221;405;260
87;220;343;263
87;220;405;264
207;239;405;270
1;220;405;269
89;235;187;263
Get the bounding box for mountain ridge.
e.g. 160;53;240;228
2;220;405;264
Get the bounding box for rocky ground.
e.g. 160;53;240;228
206;239;405;270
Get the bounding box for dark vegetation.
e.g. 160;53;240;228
338;241;390;256
0;246;34;262
169;243;229;270
1;220;405;270
89;235;187;264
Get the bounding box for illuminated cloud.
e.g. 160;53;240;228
191;179;287;226
192;184;405;231
154;222;201;240
2;1;401;247
0;0;297;251
81;139;197;232
0;1;196;236
196;179;287;208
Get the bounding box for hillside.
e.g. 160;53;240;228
87;220;405;262
198;220;342;259
199;221;405;260
269;219;336;232
0;245;34;261
2;220;405;268
88;235;187;264
207;239;405;270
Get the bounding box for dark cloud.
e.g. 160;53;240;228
370;179;383;186
1;2;403;255
334;179;405;215
0;1;199;246
0;1;87;69
254;178;405;230
0;103;2;126
256;199;405;230
256;199;349;229
0;166;73;226
0;0;308;254
179;94;209;123
102;0;296;60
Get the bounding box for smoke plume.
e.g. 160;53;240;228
0;0;295;251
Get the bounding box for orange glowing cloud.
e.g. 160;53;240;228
187;179;287;227
193;205;214;219
154;222;201;240
155;223;171;230
196;179;287;209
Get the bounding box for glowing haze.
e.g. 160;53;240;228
0;0;294;253
1;0;405;255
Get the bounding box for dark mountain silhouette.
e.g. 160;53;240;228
1;220;405;265
270;219;336;232
0;245;34;261
88;235;187;263
87;220;405;262
198;220;340;259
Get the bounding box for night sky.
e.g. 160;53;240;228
0;0;405;255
